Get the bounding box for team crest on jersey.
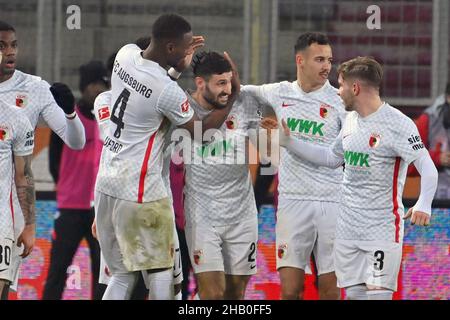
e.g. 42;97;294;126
319;103;331;119
225;113;238;130
277;243;288;259
16;94;28;108
193;250;203;265
98;106;110;121
181;98;190;114
369;133;381;148
0;125;10;141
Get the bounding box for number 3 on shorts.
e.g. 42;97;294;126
374;250;384;271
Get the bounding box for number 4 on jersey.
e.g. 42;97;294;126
111;89;130;138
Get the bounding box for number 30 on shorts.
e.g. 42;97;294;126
0;241;12;268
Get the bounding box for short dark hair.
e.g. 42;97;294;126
337;56;383;89
192;51;232;79
152;14;191;42
294;32;330;53
0;21;15;32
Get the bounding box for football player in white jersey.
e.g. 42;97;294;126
243;32;345;299
94;14;240;300
92;37;187;299
0;20;86;293
0;100;35;299
181;51;260;300
264;56;438;300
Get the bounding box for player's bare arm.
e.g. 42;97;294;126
14;154;36;258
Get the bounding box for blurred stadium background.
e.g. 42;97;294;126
1;0;448;300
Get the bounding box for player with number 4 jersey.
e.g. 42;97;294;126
94;14;240;300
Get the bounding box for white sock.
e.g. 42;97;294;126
193;293;200;300
174;291;182;300
102;272;138;300
147;269;174;300
367;289;393;300
345;285;368;300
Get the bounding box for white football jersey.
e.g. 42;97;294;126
183;91;260;226
0;101;34;237
243;81;346;202
0;70;81;139
95;44;193;203
93;90;112;141
331;103;428;242
94;90;177;204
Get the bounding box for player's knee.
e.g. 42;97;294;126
318;279;339;300
280;278;304;300
199;286;225;300
0;280;11;300
281;285;303;300
224;286;246;300
319;286;340;300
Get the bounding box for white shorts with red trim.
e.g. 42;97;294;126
98;225;183;286
334;239;402;292
185;216;258;275
276;199;338;275
95;191;174;273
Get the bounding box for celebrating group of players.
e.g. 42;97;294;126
0;12;438;300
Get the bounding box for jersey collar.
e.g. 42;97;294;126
134;50;167;76
0;70;18;90
292;79;329;97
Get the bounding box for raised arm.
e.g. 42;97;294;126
42;82;86;150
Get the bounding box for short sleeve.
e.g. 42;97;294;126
94;91;112;141
13;114;34;156
157;82;194;126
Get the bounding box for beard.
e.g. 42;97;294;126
344;103;354;112
203;86;229;109
0;65;15;75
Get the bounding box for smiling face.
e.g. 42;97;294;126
197;72;233;109
296;43;332;89
0;30;18;79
